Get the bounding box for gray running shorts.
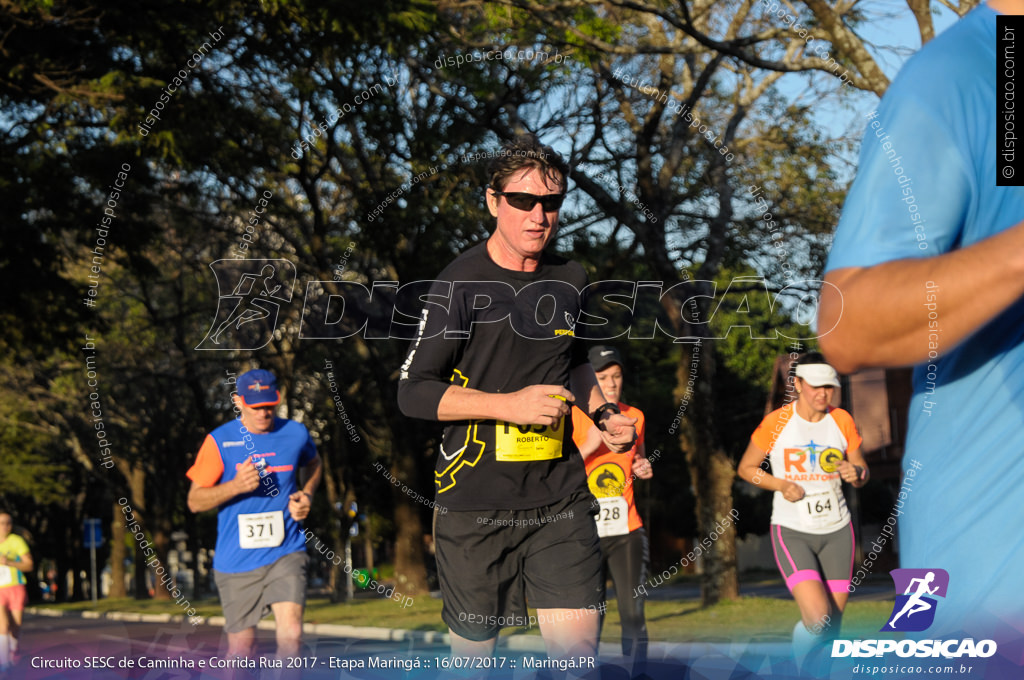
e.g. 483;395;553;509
213;550;308;633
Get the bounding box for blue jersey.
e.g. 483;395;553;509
827;4;1024;640
187;417;317;573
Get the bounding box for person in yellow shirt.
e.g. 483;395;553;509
0;512;32;670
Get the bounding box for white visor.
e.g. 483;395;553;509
794;363;840;388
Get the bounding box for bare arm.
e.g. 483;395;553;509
819;220;1024;373
577;421;604;459
187;461;260;513
0;550;32;574
287;454;323;521
837;447;869;489
631;440;653;479
736;440;804;501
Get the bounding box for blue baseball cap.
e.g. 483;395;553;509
237;369;281;407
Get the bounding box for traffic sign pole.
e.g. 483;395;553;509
82;519;103;603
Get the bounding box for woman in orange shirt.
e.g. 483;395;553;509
572;346;652;670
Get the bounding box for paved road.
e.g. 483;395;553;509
17;614;456;679
15;611;796;680
11;575;899;680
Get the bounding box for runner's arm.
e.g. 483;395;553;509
298;453;322;499
288;453;322;521
399;276;588;427
631;440;653;479
0;549;32;573
737;440;797;496
434;383;573;426
576;420;604;459
187;463;260;513
570;364;635;452
819;222;1024;373
837;447;869;488
398;310;574;426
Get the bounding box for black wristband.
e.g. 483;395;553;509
590;402;621;431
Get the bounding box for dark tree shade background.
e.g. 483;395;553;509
0;0;972;606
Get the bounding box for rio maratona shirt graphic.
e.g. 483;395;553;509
881;568;950;632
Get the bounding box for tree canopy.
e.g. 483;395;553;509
0;0;971;606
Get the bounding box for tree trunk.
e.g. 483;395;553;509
364;531;375;571
362;338;430;597
678;333;739;605
392;498;429;596
151;529;171;600
391;448;429;596
134;549;149;599
109;499;126;598
124;466;151;599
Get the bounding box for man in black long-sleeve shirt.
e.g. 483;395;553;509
398;134;636;662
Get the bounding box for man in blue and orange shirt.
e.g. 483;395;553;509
187;369;321;662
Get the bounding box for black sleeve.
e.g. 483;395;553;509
397;279;463;421
570;267;590;369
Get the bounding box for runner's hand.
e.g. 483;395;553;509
288;491;312;521
781;480;805;502
234;460;261;494
632;456;653;479
837;460;860;483
506;385;573;428
600;413;637;453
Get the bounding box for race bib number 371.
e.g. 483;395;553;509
238;511;285;549
495;420;564;462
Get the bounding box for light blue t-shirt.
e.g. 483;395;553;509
828;4;1024;641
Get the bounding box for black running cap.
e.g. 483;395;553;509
589;345;624;372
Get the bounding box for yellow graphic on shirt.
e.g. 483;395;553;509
435;370;486;494
819;447;844;473
588;463;627;498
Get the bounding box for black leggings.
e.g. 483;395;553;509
601;527;649;658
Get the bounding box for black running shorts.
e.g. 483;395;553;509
434;491;604;641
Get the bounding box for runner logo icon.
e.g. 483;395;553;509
881;568;949;632
196;259;295;350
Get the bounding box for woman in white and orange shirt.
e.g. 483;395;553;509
737;352;868;659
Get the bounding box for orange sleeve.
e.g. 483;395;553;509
571;405;593;448
830;408;864;452
186;435;225;487
750;404;791;453
632;407;645;449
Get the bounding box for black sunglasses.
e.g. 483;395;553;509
491;190;566;212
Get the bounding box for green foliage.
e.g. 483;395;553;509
0;0;902;604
